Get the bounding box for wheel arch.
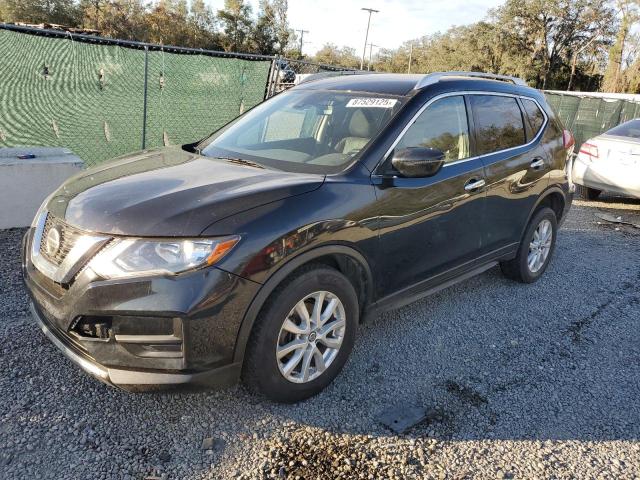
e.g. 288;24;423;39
521;187;567;237
232;244;374;364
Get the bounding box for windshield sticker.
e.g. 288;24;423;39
346;98;398;108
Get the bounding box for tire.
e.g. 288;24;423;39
500;207;558;284
576;184;601;200
242;265;358;403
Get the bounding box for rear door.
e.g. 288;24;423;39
470;94;550;252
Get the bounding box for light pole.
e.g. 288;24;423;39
368;43;381;71
296;29;309;56
360;7;379;70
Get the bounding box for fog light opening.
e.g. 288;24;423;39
70;316;113;340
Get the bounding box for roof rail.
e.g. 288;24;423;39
414;71;528;90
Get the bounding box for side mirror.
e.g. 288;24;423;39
391;147;445;178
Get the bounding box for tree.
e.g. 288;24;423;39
188;0;221;50
80;0;148;41
372;0;618;91
0;0;80;25
272;0;290;55
313;43;360;68
494;0;615;89
624;36;640;92
217;0;253;53
252;0;278;54
602;0;640;92
138;0;185;45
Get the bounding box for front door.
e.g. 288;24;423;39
373;95;487;298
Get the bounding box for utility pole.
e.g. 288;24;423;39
296;29;309;56
407;43;413;74
368;43;381;71
360;7;379;70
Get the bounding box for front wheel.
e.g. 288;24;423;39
242;265;358;403
500;207;558;283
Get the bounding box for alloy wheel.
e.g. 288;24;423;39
276;291;346;384
527;218;553;273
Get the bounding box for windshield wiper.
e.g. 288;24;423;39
215;157;265;169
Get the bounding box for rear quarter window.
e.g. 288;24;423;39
470;95;526;155
522;98;546;136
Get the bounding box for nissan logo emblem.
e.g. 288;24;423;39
45;227;61;257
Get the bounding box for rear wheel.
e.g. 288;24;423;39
576;184;601;200
242;265;358;403
500;207;558;283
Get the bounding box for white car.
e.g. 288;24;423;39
573;119;640;200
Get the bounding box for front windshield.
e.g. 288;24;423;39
200;89;405;173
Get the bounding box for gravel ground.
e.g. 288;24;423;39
1;196;639;480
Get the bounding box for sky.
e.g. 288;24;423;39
206;0;505;56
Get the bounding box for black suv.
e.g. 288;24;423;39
23;72;574;402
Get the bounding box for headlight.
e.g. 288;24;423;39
87;236;240;279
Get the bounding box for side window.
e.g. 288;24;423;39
522;98;546;136
470;95;526;155
395;96;470;163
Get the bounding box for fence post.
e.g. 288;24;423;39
141;46;149;150
265;57;278;99
271;57;282;97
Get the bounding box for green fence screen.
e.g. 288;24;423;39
544;92;640;150
3;26;639;167
0;28;272;166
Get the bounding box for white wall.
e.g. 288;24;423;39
0;148;84;229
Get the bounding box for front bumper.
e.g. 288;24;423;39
31;302;241;390
23;228;259;391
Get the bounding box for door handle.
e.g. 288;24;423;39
464;178;486;192
530;158;545;170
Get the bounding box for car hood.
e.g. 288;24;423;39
46;147;325;236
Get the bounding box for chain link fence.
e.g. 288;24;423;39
0;24;354;167
0;25;341;167
545;91;640;150
265;57;354;97
6;23;630;167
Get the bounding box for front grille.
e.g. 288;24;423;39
39;214;84;265
30;264;67;298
